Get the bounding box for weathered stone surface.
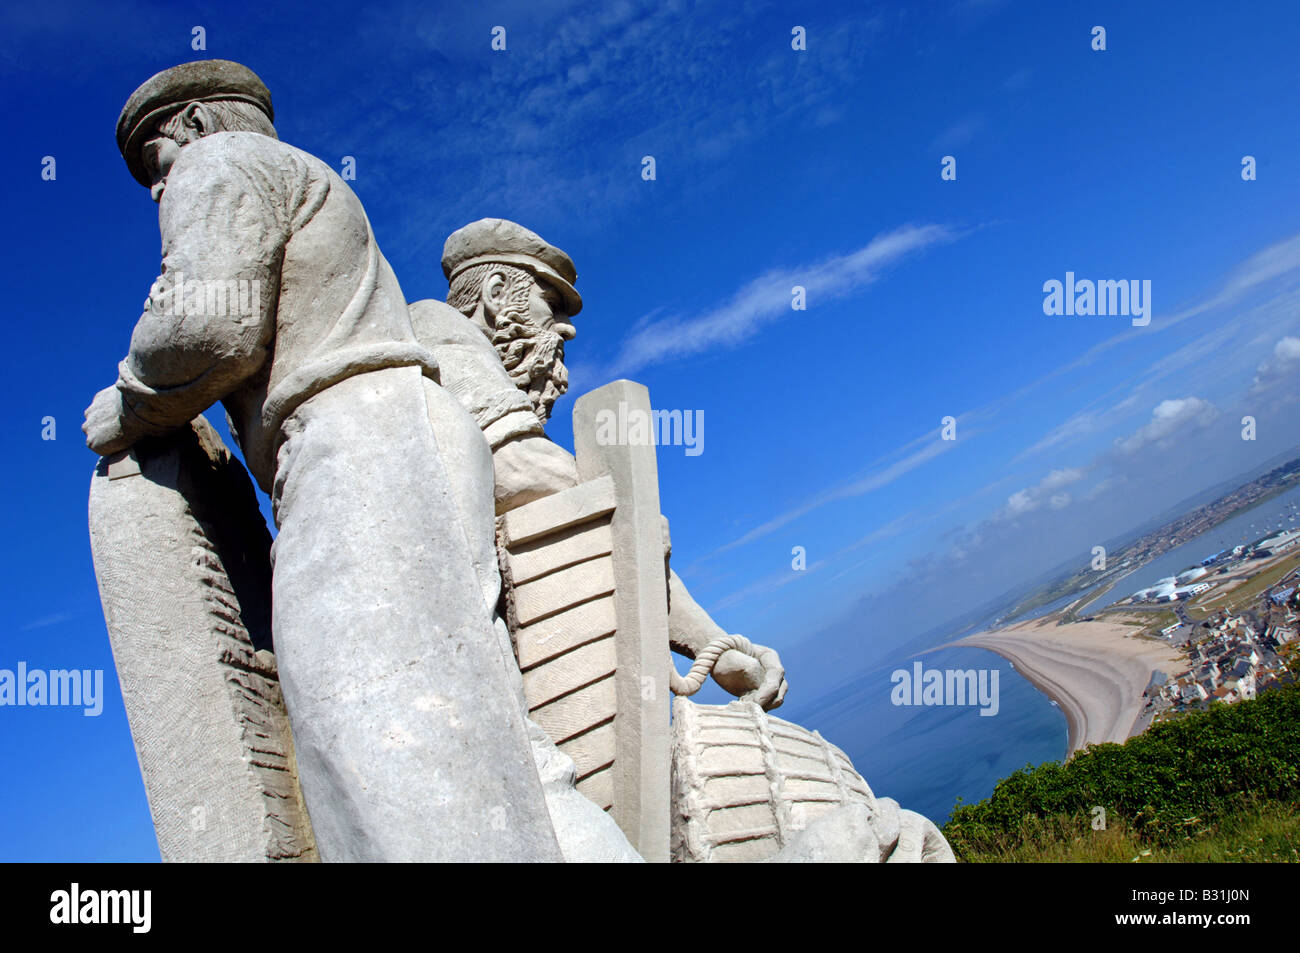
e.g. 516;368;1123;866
769;804;884;864
270;367;562;861
89;416;316;862
494;381;673;861
572;381;674;861
672;697;956;863
769;801;955;863
488;614;642;863
525;711;643;864
89;63;565;862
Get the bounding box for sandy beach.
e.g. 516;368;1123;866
957;616;1183;757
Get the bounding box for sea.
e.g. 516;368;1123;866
787;645;1064;825
787;483;1300;826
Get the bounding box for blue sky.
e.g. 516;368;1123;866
3;0;1300;859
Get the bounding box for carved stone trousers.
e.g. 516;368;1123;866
268;365;561;861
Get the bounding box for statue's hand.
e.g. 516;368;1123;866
713;642;787;711
83;386;136;456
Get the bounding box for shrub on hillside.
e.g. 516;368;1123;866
942;683;1300;858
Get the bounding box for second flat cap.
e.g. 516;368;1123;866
442;218;581;317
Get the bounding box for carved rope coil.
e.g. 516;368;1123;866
670;635;759;696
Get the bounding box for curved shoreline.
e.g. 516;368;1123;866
962;635;1087;756
955;618;1182;759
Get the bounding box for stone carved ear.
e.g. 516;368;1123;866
480;269;511;322
180;102;210;139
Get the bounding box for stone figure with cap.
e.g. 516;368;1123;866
82;60;952;865
409;218;789;709
409;221;956;863
82;60;566;862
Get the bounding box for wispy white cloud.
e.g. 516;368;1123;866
700;235;1300;574
713;559;823;612
1083;474;1127;501
1014;237;1300;462
1016;394;1142;461
1040;467;1086;491
711;421;961;555
1069;231;1300;366
323;1;889;253
714;508;922;608
1003;67;1033;91
600;223;961;377
997;466;1087;519
930;114;984;152
19;612;75;632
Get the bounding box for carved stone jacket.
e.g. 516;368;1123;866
406;299;543;451
114;130;439;492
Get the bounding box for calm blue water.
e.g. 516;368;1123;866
788;645;1066;826
779;485;1300;827
1078;483;1300;615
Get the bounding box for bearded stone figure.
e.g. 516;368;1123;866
407;219;955;863
85;58;951;864
410;219;789;708
445;259;572;425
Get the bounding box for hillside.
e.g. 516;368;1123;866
942;681;1300;862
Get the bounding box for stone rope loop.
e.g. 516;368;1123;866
669;634;760;696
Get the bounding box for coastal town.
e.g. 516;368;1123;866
1002;455;1300;623
957;512;1300;758
1128;526;1300;721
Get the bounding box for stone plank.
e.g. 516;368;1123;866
522;636;616;708
513;556;615;626
515;597;617;672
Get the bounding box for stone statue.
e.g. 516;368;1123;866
85;60;952;863
409;219;789;709
89;417;317;862
84;61;565;861
406;218;954;862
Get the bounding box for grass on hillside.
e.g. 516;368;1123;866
1221;551;1300;613
942;682;1300;863
1138;608;1179;636
956;797;1300;863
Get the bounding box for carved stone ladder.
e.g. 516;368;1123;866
497;380;672;862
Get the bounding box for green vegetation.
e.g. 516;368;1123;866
943;683;1300;862
951;799;1300;862
1137;608;1178;636
1222;551;1300;613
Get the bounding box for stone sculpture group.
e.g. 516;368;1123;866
85;60;954;863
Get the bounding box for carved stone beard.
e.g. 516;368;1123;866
491;305;569;423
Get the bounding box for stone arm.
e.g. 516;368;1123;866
407;300;576;514
84;147;289;455
667;568;787;710
493;432;582;512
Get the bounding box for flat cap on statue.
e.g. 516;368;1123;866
442;218;583;317
116;59;274;187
